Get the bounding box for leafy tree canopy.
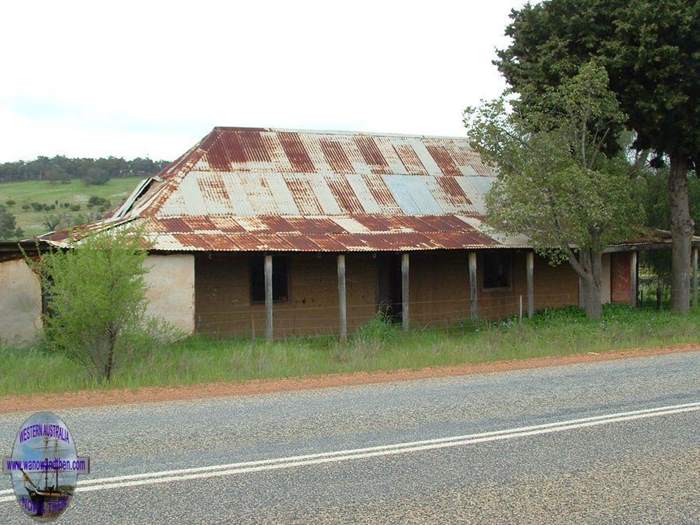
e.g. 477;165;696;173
496;0;700;164
465;62;642;318
0;156;169;184
495;0;700;313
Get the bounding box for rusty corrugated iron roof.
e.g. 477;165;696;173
43;127;520;252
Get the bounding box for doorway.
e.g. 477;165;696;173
376;254;402;323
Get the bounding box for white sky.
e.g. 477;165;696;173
0;0;528;162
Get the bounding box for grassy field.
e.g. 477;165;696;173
0;177;142;237
1;305;698;397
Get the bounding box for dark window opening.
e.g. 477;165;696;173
376;254;402;323
250;256;288;303
483;251;511;289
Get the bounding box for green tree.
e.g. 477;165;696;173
44;165;70;184
82;166;110;185
0;205;23;239
465;62;641;319
495;0;700;313
38;229;149;381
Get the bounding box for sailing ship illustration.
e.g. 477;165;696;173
17;437;73;519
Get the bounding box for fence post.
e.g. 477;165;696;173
519;295;523;323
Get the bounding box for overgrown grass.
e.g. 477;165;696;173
2;304;699;397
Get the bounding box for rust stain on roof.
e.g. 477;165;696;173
362;174;400;211
436;176;471;206
285;176;323;215
354;136;390;174
320;139;354;174
326;176;365;214
393;143;427;175
278;132;315;173
426;145;462;176
43;127;509;252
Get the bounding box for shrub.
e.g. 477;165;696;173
70;204;81;212
5;199;15;207
37;228;152;381
87;196;110;208
0;205;23;239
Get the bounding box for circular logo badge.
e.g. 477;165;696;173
3;412;89;522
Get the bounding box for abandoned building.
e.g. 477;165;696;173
2;126;691;345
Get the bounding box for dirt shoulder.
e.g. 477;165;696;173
1;344;697;414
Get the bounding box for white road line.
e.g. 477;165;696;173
0;401;697;502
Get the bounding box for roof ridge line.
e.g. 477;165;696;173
212;125;470;141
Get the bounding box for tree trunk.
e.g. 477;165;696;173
104;326;117;381
573;249;603;320
668;154;693;313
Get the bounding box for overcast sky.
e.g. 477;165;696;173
0;0;529;162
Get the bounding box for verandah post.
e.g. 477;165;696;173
264;254;273;342
526;250;534;318
468;251;478;320
693;246;698;308
630;251;638;307
401;253;410;331
337;254;347;342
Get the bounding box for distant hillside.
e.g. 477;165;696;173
0;177;143;238
0;156;169;184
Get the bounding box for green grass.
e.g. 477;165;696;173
2;304;699;397
0;177;142;237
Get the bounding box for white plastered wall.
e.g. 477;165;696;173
0;259;43;346
143;254;195;335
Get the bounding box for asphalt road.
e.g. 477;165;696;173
1;351;698;524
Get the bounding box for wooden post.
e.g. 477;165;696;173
518;295;523;323
264;255;273;342
468;252;478;320
401;253;410;331
630;251;638;307
337;254;347;342
526;251;534;318
693;247;698;308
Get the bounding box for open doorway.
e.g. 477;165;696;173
376;253;402;323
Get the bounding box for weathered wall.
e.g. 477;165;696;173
0;259;42;346
195;253;376;338
410;250;579;324
194;250;582;337
144;254;195;334
610;252;633;304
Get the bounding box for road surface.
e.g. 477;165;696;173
1;351;698;524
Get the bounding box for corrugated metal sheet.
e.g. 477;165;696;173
43;127;518;252
83;214;504;252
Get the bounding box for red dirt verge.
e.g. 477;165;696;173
1;344;698;414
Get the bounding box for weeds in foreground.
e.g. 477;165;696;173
2;304;698;396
